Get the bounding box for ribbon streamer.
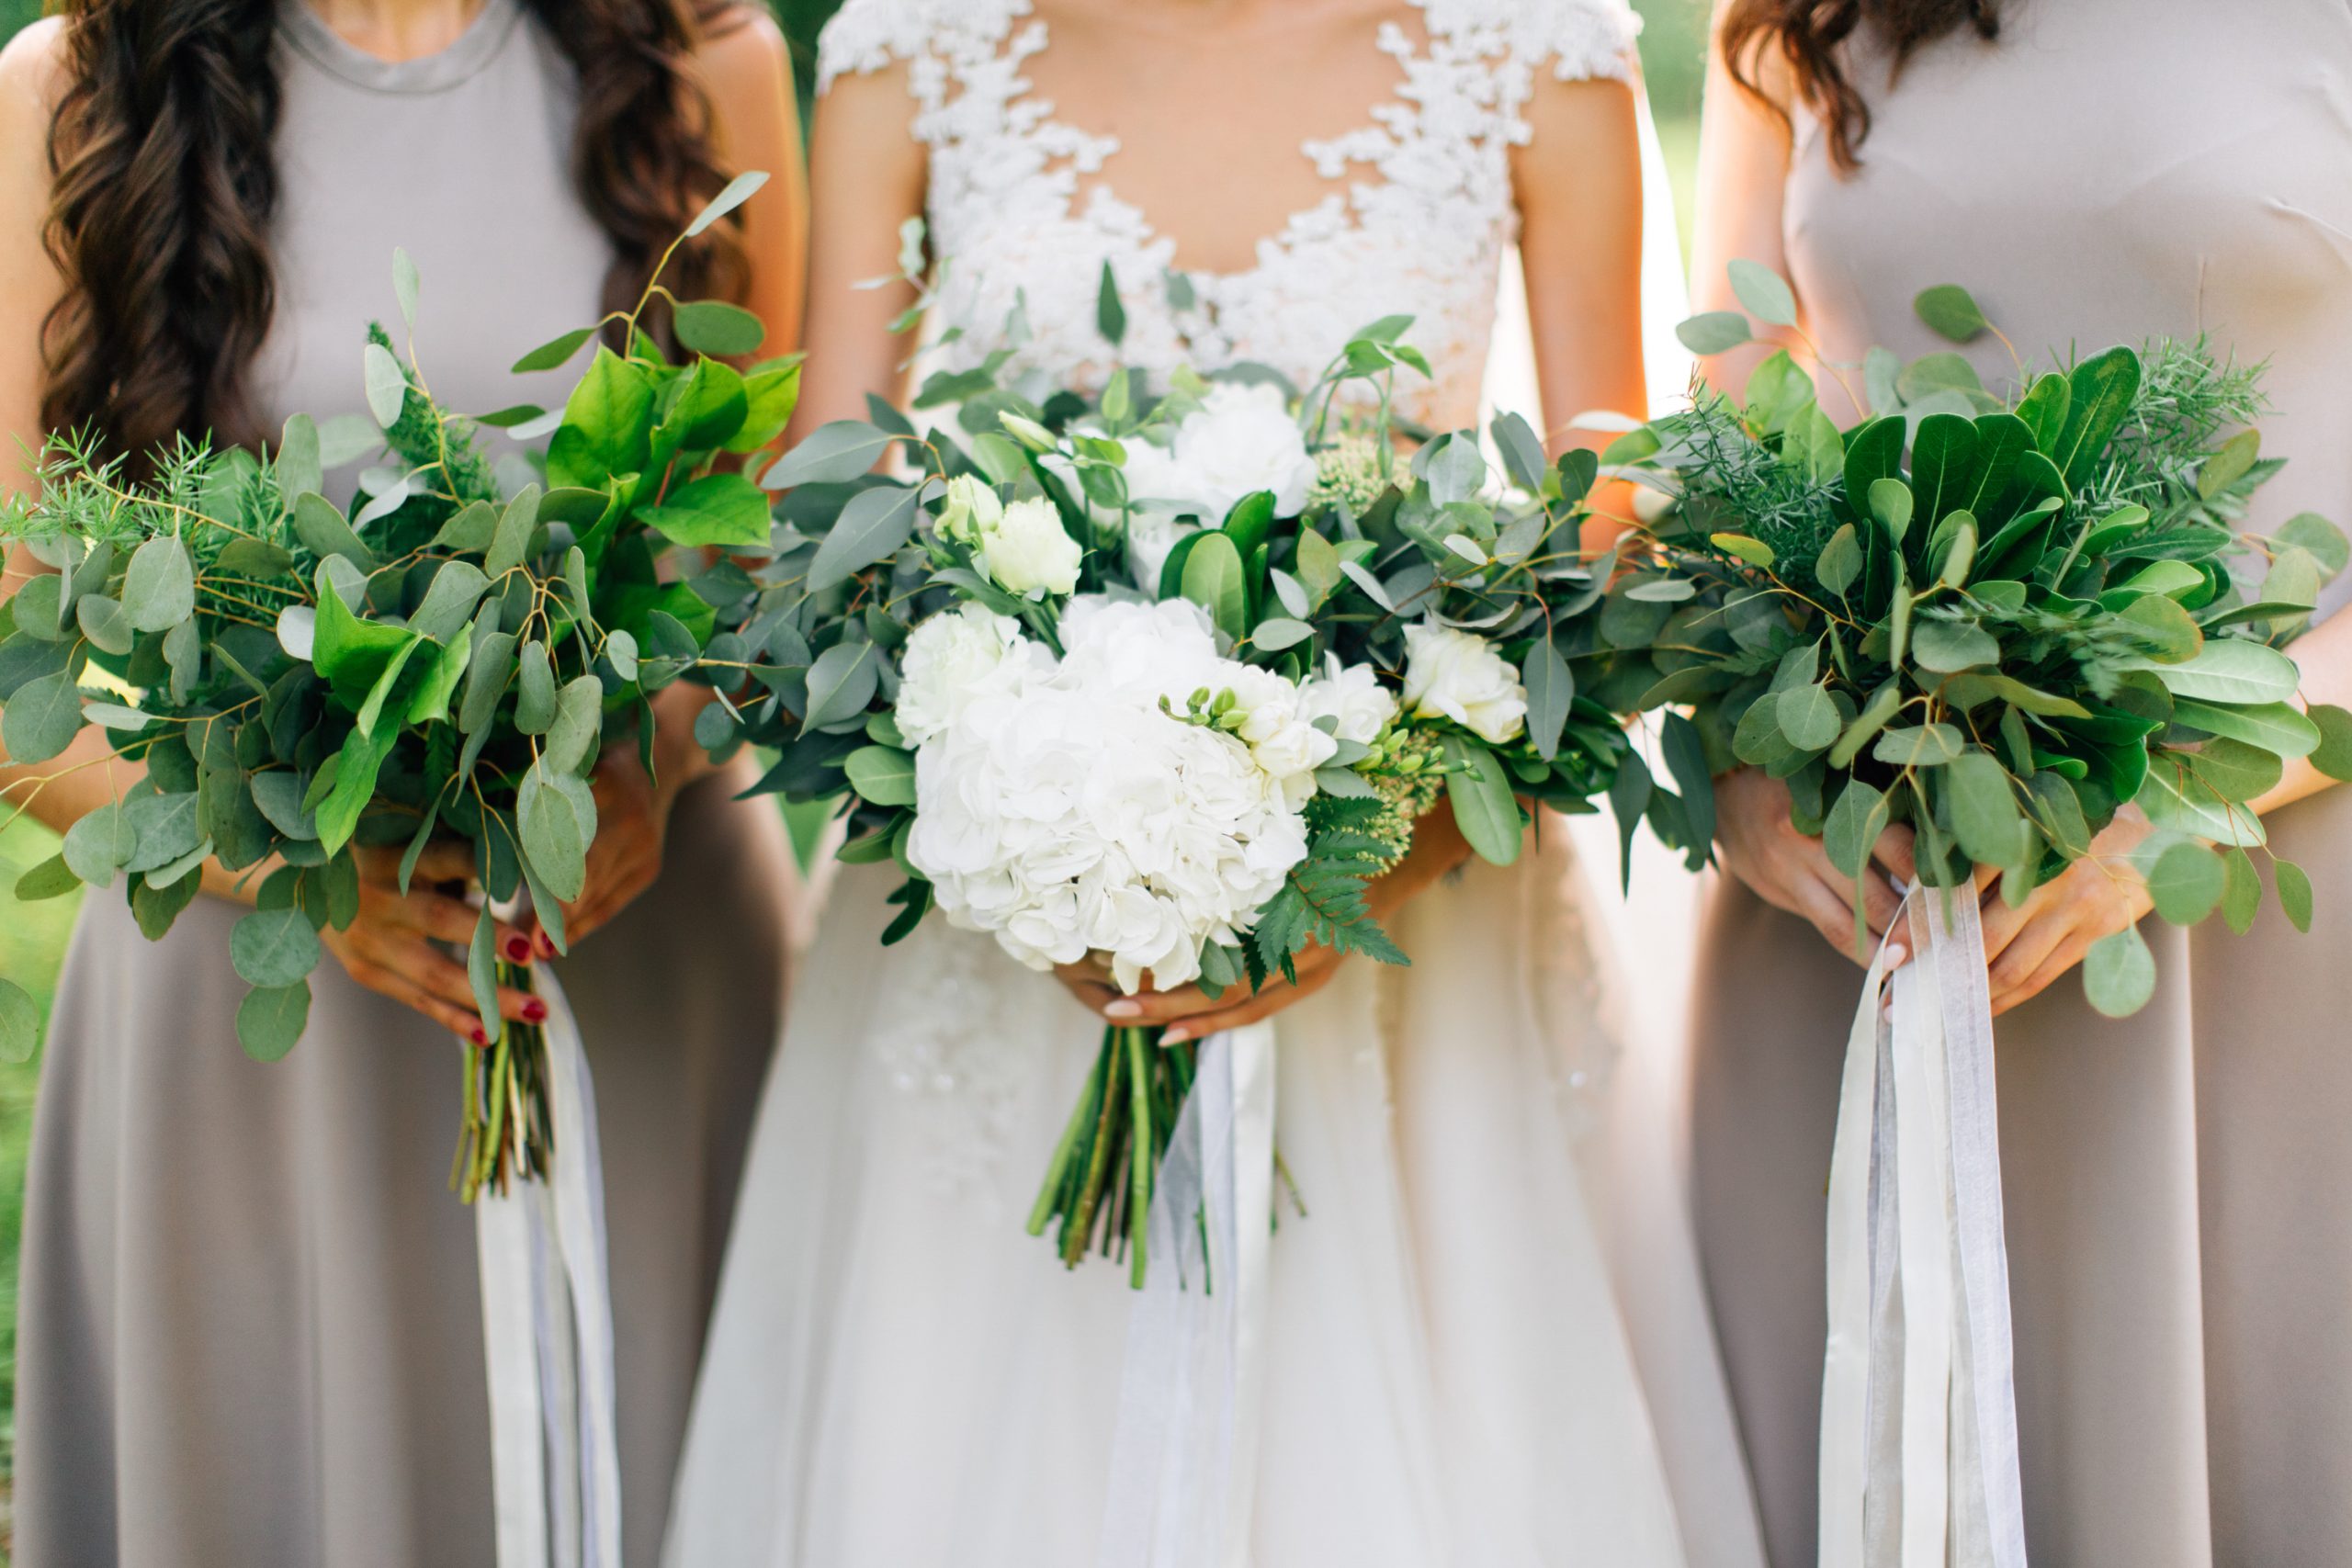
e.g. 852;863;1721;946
1097;1022;1278;1568
477;971;625;1568
1819;890;2028;1568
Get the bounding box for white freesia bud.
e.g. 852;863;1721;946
1120;382;1317;521
935;474;1001;546
1301;654;1398;746
978;495;1083;598
1402;621;1527;745
999;412;1057;452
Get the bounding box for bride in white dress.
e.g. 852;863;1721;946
666;3;1746;1562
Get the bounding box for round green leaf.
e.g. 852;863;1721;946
2308;703;2352;782
2222;847;2263;934
1910;618;2001;674
2275;857;2314;933
363;341;409;428
1674;310;1751;356
1777;683;1841;751
844;745;917;807
1727;259;1800;327
1946;750;2026;869
2;669;85;764
1251;617;1315;652
799;640;880;734
2146;840;2226;925
673;299;767;357
517;764;595;904
237;981;312;1063
514;642;557;734
0;978;38;1065
122;536;196;633
62;802;137;889
1914;284;1989;344
231;906;322;989
1823;779;1889;880
2083;924;2157;1019
15;852;81;901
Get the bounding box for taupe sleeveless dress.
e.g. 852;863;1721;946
14;6;793;1565
1687;5;2352;1566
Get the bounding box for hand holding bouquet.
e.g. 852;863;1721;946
1617;271;2352;1012
709;258;1692;1278
0;174;794;1196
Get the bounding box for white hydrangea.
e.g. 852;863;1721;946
1402;621;1528;745
1120;382;1317;522
898;593;1321;993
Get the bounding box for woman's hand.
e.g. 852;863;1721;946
522;746;683;952
1054;806;1477;1043
1970;808;2157;1016
319;841;542;1044
1714;765;1905;965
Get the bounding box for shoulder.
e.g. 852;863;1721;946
1425;0;1640;84
691;5;790;100
814;0;1023;94
0;17;70;126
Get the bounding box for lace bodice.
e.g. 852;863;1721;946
819;0;1637;428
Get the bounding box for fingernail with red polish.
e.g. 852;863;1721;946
470;1026;491;1047
506;936;533;962
537;932;558;959
523;999;548;1024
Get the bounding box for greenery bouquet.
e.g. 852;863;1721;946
0;173;793;1197
714;253;1691;1280
1615;269;2351;1012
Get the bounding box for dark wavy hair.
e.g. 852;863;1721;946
1721;0;2003;174
39;0;752;469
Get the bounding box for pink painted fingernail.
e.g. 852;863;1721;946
1105;999;1141;1019
1162;1026;1192;1043
1886;943;1907;967
523;999;548;1024
505;936;533;963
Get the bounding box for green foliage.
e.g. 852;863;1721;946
1620;274;2346;1011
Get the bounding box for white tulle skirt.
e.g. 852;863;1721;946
663;826;1702;1567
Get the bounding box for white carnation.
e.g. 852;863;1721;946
1402;621;1527;745
1121;382;1317;522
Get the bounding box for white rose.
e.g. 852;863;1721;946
1402;622;1527;745
978;495;1083;598
1221;663;1336;804
1123;382;1317;522
1121;504;1198;591
1301;655;1399;746
895;603;1030;746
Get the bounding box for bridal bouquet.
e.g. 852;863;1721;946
1618;271;2352;1013
0;174;788;1195
719;260;1677;1279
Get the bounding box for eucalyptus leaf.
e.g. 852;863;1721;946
62;801;137;888
1675;311;1750;356
844;745;917;807
2146;840;2226;925
362;342;409;427
514;642;556;734
0;979;35;1064
1522;637;1573;761
2083;924;2156;1018
236;982;312;1062
686;169;768;237
808;484;920;592
542;675;605;774
1727;259;1799;327
123;536;196;632
673;299;766;357
799;640;880;733
2276;857;2314;933
1442;734;1522;867
516;763;597;903
3;669;85;764
231;905;322;988
1913;284;1989;344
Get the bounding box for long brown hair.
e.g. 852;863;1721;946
39;0;752;468
1721;0;2003;173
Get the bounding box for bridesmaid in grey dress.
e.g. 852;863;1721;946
1682;2;2352;1565
0;3;806;1564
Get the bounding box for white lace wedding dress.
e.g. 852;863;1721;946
667;4;1724;1563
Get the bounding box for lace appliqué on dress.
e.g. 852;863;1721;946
816;0;1638;430
866;915;1038;1207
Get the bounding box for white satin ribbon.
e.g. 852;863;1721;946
1819;890;2028;1568
477;970;625;1568
1097;1022;1279;1568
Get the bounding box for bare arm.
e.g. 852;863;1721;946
1688;2;1804;395
785;60;926;437
0;20;133;852
1514;69;1645;542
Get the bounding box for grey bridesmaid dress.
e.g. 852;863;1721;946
14;6;792;1565
1688;4;2352;1565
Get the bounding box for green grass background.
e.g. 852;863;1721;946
0;0;1706;1529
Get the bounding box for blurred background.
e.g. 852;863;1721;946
0;0;1708;1533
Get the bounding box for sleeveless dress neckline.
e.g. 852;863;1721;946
278;0;523;96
